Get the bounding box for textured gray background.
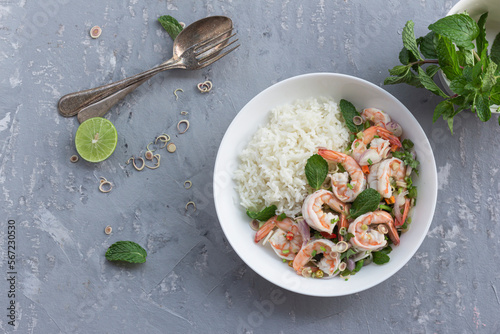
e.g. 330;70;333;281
1;0;499;333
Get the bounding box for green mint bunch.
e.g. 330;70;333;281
384;12;500;133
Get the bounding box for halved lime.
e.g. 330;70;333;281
75;117;118;163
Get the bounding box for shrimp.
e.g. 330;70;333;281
254;216;305;260
394;192;410;227
376;157;406;199
317;149;366;202
348;210;400;251
302;189;349;234
361;108;391;128
293;239;341;276
352;126;402;166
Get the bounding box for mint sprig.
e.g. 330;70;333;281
385;12;500;132
105;241;147;264
158;15;183;40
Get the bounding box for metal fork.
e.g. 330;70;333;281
57;16;239;122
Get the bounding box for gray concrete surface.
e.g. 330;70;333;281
1;0;499;333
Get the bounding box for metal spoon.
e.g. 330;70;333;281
57;16;239;123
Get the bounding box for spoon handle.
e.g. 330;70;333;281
58;58;183;118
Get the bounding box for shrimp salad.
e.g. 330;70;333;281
247;104;419;280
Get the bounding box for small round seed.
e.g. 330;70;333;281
70;155;79;163
90;26;102;39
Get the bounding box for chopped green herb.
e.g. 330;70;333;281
330;217;339;224
345;233;355;242
347;183;354;190
367;158;373;165
311;250;317;257
372;251;390;265
379;204;393;212
276;213;287;221
354;260;364;272
282;249;290;254
374;135;380;138
282;258;287;263
320;246;326;252
340;248;356;261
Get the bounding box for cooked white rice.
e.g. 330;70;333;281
234;97;350;217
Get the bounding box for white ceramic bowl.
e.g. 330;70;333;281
438;0;500;112
213;73;438;297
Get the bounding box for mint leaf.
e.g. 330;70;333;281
106;241;147;263
402;21;422;60
389;65;410;76
425;65;440;78
490;83;500;104
305;154;328;190
436;36;461;81
475;93;491;122
354;259;364;272
339;99;363;133
449;77;468;95
482;61;498;92
476;12;489;62
428;13;479;49
378;246;393;255
417;66;448;98
349;188;381;219
417;31;438;59
246;205;277;221
491;32;500;66
158;15;183;39
372;251;390;265
433;100;454;122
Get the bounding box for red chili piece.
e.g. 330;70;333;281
285;231;294;241
320;232;337;239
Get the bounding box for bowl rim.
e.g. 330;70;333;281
213;72;438;297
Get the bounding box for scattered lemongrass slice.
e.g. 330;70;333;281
146;154;161;169
338;262;347;271
173;88;183;100
262;230;274;246
167;143;176;153
146;142;156;152
185;201;196;212
336;241;349;253
339;273;351;280
99;178;112;193
377;224;389;234
70;155;79;163
301;267;313;278
127;156;145;171
145;150;154;160
155;134;170;148
184;180;192;189
288;260;294;267
177;120;189;134
104;226;112;235
353;115;364;126
90;26;102;39
197;80;213;93
180;111;189;115
179;22;186;28
339;227;347;236
249;219;260;231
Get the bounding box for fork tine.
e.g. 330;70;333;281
197;37;239;61
198;43;240;67
192;28;233;52
195;32;237;56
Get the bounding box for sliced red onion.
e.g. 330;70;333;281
346;258;355;272
386;121;403;137
296;218;310;246
350;250;371;262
